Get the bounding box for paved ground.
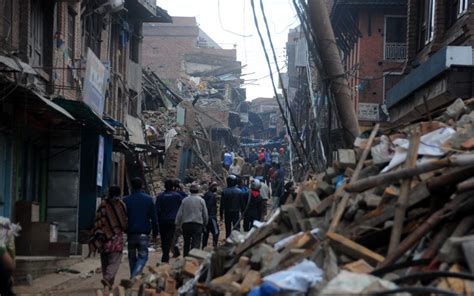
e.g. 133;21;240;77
14;248;166;296
13;222;228;296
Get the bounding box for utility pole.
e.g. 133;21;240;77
307;0;360;144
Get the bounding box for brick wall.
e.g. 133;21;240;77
409;0;474;64
143;20;198;84
52;2;82;101
344;6;406;122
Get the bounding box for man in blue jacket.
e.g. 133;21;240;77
220;175;245;237
156;179;183;263
123;178;158;278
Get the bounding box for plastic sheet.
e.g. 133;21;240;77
320;270;402;295
381;127;455;173
263;259;324;292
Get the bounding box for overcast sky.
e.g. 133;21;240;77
155;0;299;100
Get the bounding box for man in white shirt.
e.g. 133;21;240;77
257;177;270;219
229;159;242;176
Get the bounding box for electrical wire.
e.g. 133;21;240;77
217;0;253;38
250;0;306;169
258;0;317;172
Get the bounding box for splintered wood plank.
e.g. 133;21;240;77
327;231;385;266
342;259;374;274
388;131;420;256
241;270;262;293
329;124;380;231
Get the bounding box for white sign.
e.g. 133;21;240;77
96;135;104;186
358;103;380;121
176;105;186;126
83;49;108;115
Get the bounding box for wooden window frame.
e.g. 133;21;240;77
30;0;45;67
67;8;76;85
458;0;469;16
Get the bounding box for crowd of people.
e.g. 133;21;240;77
85;161;296;293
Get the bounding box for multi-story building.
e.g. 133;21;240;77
330;0;408;125
0;0;170;254
386;0;474;124
142;17;244;127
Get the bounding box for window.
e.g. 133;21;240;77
30;0;45;66
425;0;436;44
417;0;436;49
67;9;76;85
2;0;12;44
129;24;141;63
459;0;469;16
446;0;460;28
83;7;102;57
384;16;407;60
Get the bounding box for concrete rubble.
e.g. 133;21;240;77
112;98;474;295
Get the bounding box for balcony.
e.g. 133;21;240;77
384;42;407;61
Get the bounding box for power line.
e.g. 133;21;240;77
259;0;316;172
217;0;253;38
250;0;307;169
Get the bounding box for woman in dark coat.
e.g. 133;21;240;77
242;179;263;231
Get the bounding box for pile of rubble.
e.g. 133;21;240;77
142;109;180;137
118;98;474;295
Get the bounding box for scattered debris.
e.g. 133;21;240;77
116;98;474;295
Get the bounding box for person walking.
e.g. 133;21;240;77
220;175;244;237
256;176;269;219
0;217;18;296
279;181;297;206
271;148;280;164
264;149;272;177
171;179;187;258
156;180;183;263
175;183;208;256
258;148;265;162
248;148;258;164
89;186;128;291
229;158;242;176
202;182;219;248
272;164;286;210
123;178;158;278
254;160;265;178
223;150;233;170
242;179;263;231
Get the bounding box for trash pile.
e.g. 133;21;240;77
118;98;474;295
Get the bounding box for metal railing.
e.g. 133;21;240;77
385;42;407;61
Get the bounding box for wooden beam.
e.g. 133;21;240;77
329;124;380;231
327;231;385;266
346;154;474;193
388;130;420;255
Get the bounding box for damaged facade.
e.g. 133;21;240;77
0;0;171;256
142;17;246;148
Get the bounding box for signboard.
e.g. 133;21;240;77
83;49;108;115
96;135;104;186
240;112;249;123
358;103;380;121
176;105;186;126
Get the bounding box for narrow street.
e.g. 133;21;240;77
1;0;474;295
14;251;163;296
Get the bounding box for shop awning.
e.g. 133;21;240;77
1;83;76;122
53;98;115;133
30;90;75;121
0;55;36;75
